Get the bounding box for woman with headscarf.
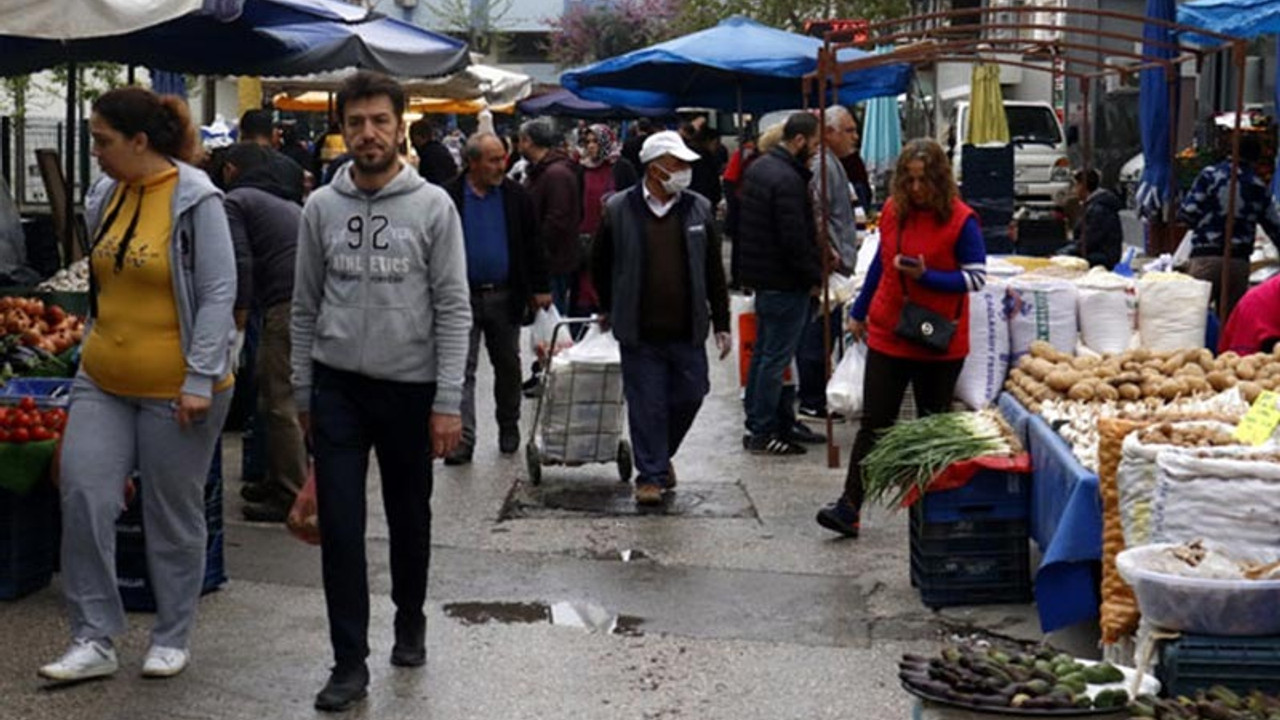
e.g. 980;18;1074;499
576;124;638;317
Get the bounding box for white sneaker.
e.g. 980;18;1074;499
141;645;189;678
38;639;118;681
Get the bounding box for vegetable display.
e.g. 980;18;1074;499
861;410;1018;506
35;258;89;293
898;644;1134;712
0;396;67;443
1127;687;1280;719
0;296;84;355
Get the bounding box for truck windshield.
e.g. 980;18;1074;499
1006;106;1061;145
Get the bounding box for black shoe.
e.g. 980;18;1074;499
499;426;520;454
522;382;542;399
816;498;861;538
239;482;272;503
787;422;826;445
742;433;807;456
391;613;426;668
444;446;473;466
315;664;369;712
798;406;846;423
242;500;290;523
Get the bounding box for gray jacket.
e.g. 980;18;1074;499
85;161;237;399
290;162;471;414
810;147;857;270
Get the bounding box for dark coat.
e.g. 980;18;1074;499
1075;188;1124;269
524;149;583;275
736;146;822;292
444;176;549;324
416;140;458;186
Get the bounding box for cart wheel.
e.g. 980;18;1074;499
617;440;633;483
526;442;542;486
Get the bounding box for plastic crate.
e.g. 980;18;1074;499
915;469;1030;524
0;378;73;408
909;507;1029;557
909;497;1032;609
116;443;226;612
0;481;60;600
1158;635;1280;698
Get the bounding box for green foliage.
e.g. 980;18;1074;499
671;0;912;35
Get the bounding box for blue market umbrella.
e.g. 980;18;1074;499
1135;0;1178;220
859;48;902;187
1179;0;1280;37
560;16;911;114
517;89;673;120
150;70;188;98
0;0;469;78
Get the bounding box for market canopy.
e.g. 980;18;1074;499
517;89;674;120
0;0;216;39
264;57;531;107
1178;0;1280;38
0;0;470;78
560;16;912;113
273;91;514;115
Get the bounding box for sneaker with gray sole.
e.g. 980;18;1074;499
39;639;118;682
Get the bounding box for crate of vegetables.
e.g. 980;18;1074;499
0;397;66;496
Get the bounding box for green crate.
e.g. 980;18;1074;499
0;440;57;495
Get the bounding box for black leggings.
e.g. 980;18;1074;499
843;347;965;509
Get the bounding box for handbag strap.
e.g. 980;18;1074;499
895;214;966;322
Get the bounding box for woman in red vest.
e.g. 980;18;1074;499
816;139;987;538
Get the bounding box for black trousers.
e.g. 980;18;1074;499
311;363;435;668
843;347;964;509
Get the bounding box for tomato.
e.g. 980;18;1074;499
11;427;29;443
11;412;30;428
30;426;51;442
0;429;10;442
18;396;36;413
43;408;67;431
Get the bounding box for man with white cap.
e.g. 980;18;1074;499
592;131;732;506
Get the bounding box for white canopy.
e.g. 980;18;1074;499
263;56;533;107
0;0;210;40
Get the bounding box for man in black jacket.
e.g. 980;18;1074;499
239;109;306;203
737;113;823;456
222;142;307;522
410;119;459;186
443;132;551;464
1072;168;1124;270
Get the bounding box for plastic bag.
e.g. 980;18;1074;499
287;465;320;546
527;306;573;362
561;325;620;365
826;342;867;416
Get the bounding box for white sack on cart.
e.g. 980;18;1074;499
1075;269;1137;355
541;330;625;464
1138;275;1211;351
561;325;621;365
956;280;1010;409
1007;278;1079;359
528;306;573;362
1116;421;1238;548
1152;446;1280;555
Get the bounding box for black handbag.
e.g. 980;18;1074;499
891;227;963;354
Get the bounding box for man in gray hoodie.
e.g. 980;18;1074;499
290;71;471;713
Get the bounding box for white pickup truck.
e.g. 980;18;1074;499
945;100;1073;210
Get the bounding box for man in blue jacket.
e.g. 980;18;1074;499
592;131;732;506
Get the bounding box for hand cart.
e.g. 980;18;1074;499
525;316;632;485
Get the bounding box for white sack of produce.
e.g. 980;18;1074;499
1116;421;1238;548
1075;268;1137;356
1007;278;1079;359
827;342;867;417
1152;447;1280;555
985;256;1025;279
956;280;1011;409
1138;273;1211;351
541;338;624;464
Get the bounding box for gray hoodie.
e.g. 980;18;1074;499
85;161;237;399
291;162;471;415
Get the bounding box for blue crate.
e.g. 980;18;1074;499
909;506;1029;556
0;482;60;600
916;469;1029;524
1158;635;1280;698
910;548;1033;609
0;378;73;408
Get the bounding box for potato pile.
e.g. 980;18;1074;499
1137;422;1238;448
1005;341;1280;412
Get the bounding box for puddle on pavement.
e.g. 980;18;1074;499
583;548;650;562
501;478;758;520
443;600;645;636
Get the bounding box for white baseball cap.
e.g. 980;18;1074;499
640;130;701;164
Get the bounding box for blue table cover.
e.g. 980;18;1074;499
998;394;1102;633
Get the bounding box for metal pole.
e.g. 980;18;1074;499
817;47;839;470
64;62;77;267
1081;78;1092;263
1219;41;1247;322
1;116;10;193
1165;68;1181;250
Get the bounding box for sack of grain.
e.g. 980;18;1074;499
1138;274;1211;351
1007;278;1079;359
956;280;1011;409
1076;269;1137;356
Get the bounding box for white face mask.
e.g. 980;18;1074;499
660;167;692;194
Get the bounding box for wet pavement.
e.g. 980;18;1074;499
0;318;1059;719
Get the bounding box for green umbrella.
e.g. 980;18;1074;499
967;63;1010;145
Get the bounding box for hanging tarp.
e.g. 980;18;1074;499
967;64;1010;145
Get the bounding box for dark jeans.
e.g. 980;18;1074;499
744;290;810;437
311;363;435;669
843;347;964;510
461;288;521;449
549;273;572;316
620;342;710;487
797;310;844;412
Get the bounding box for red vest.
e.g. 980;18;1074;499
867;197;976;361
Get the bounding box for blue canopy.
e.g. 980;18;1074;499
560;16;911;114
1178;0;1280;38
517;89;673;120
0;0;469;78
1135;0;1178;219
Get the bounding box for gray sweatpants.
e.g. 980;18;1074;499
58;372;231;649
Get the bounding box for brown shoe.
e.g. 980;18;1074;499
634;483;664;506
665;463;677;490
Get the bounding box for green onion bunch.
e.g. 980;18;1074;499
861;410;1016;507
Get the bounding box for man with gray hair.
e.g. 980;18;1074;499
798;105;861;422
518;118;582;314
442;133;551;464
